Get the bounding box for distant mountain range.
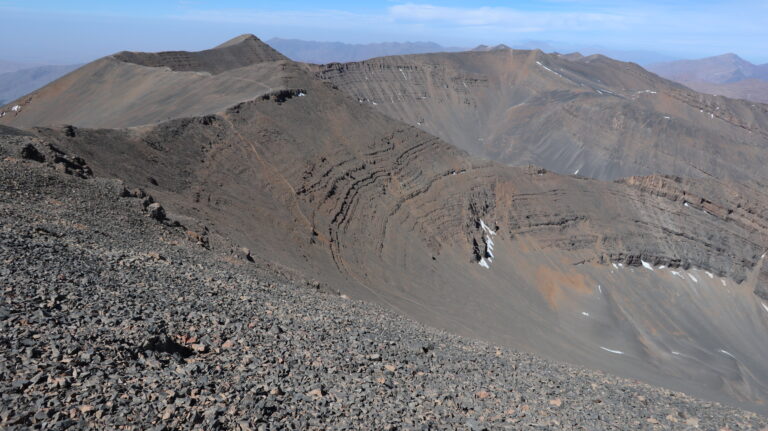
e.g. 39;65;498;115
0;59;37;74
266;38;463;64
0;64;80;105
649;54;768;103
267;38;677;66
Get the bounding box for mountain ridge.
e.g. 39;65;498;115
3;35;768;413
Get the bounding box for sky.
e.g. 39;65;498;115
0;0;767;65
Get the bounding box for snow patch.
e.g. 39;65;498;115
721;279;727;286
641;260;654;271
573;169;580;175
688;273;698;283
480;219;496;236
719;349;736;359
600;347;624;355
11;105;21;112
399;68;408;80
612;263;618;269
663;116;671;119
582;312;590;317
479;258;490;269
671;271;685;280
535;61;565;78
598;285;602;294
298;92;306;97
706;271;714;279
761;302;768;313
671;351;681;356
484;236;495;259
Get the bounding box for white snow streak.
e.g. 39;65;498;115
641;260;654;271
535;61;565;78
721;279;727;286
719;349;736;359
612;263;619;269
688;273;698;283
598;285;603;294
762;302;768;313
600;347;624;355
480;219;496;236
399;68;408;80
11;105;21;112
485;236;495;259
574;169;580;175
582;312;590;317
479;258;490;269
706;271;714;279
671;351;681;356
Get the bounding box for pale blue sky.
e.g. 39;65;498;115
1;1;766;65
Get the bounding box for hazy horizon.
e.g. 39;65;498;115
0;0;767;65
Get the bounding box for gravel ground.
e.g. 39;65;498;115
2;143;768;430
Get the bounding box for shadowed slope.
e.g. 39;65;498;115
316;49;768;184
114;34;287;74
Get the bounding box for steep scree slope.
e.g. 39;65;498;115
32;71;768;412
0;35;294;129
3;37;768;413
3;144;768;429
315;50;768;184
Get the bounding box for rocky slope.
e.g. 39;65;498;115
3;131;768;430
3;36;768;414
0;35;293;129
315;49;768;184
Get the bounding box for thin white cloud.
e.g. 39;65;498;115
174;8;384;28
388;3;629;30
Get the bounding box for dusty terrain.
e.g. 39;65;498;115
2;35;768;419
3;130;768;430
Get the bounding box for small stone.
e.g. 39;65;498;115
368;353;382;361
78;405;95;414
238;247;254;262
147;203;166;221
191;344;208;353
306;389;324;399
221;339;235;349
548;398;562;408
20;144;45;162
476;390;491;400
